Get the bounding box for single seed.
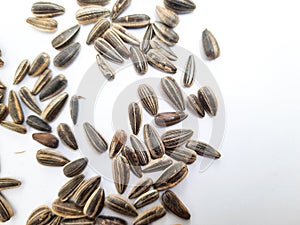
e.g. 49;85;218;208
0;121;27;134
0;104;8;122
26;115;52;132
182;55;195;87
76;6;110;24
187;94;205;118
26;205;51;225
83;187;105;218
0;88;5;104
138;84;158;116
52;24;81;50
19;86;42;115
109;130;127;158
0;193;13;223
122;146;142;178
8;90;24;124
94;38;124;64
147;49;177;74
58;174;85;202
103;29;130;59
130;46;148;74
26;17;58;32
31;69;52;95
198;86;218;116
105;194;138;217
54;42;81;68
143;124;165;159
31;2;65;18
133;205;166;225
154;111;188;127
185;140;221;159
152;22;179;46
150;37;177;61
133;190;159;209
142;156;173;173
87;18;110;45
202;29;220;60
77;0;111;6
64;158;88;178
155;6;179;28
96;54;115;81
140;24;153;53
112;24;140;46
39;74;67;101
110;0;132;20
130;135;151;166
128;102;142;135
83;122;108;153
57;123;78;150
29;52;50;77
32;133;59;148
163;0;196;14
113;14;150;28
52;199;85;219
161;129;193;148
96;215;127;225
112;156;130;194
70;95;79;125
128;177;153;199
47;215;62;225
61;218;95;225
13;59;30;85
36;149;70;167
165;147;197;164
0;178;22;191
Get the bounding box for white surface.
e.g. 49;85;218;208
0;0;300;224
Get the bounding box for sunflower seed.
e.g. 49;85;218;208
186;140;221;159
31;2;65;18
26;205;51;225
162;190;190;219
152;22;179;46
113;14;150;28
94;38;124;64
8;90;24;124
40;74;67;101
83;122;108;153
86;18;110;45
109;130;127;158
47;215;62;225
112;24;140;46
61;218;95;225
54;42;81;68
29;52;50;77
58;174;85;202
128;178;153;199
165;147;196;164
128;102;142;135
187;94;205;118
57;123;78;150
183;55;195;87
0;104;8;122
156;6;179;28
19;86;42;115
133;190;159;209
52;199;85;219
73;176;101;207
0;193;13;222
77;0;110;6
137;84;158;116
143;124;165;159
133;205;166;225
198;86;218;116
142;156;173;173
52;24;81;50
0;121;27;134
41;92;68;122
110;0;132;20
130;46;148;74
26;115;52;132
150;37;177;61
140;24;153;53
122;146;142;178
36;149;70;167
96;54;115;81
105;194;138;217
13;59;30;85
70;95;79;125
63;158;88;178
83;187;105;218
153;162;188;191
32;133;59;148
103;29;130;59
76;6;110;24
130;135;151;166
161;129;193;148
96;215;127;225
154;111;188;127
0;89;5;103
163;0;196;14
0;178;21;191
31;69;53;95
112;156;130;194
26;17;58;32
202;29;220;60
147;49;177;74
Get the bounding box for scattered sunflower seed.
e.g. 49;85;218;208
147;49;177;74
57;123;78;150
140;24;153;53
70;95;79;125
52;199;85;219
94;38;124;64
52;24;81;50
110;0;132;20
31;69;53;95
83;122;108;153
130;135;151;166
105;194;138;217
133;190;159;209
13;59;30;85
0;104;8;122
32;133;59;148
186;140;221;159
26;205;51;225
76;6;110;24
154;111;188;127
77;0;111;6
128;177;153;199
156;6;179;28
112;156;130;194
58;174;85;202
26;115;52;132
187;94;205;118
103;29;130;59
138;84;158;116
133;205;166;225
163;0;196;14
53;42;81;68
202;29;220;60
83;187;105;218
86;18;110;45
36;149;70;167
0;121;27;134
152;22;179;46
130;46;148;75
183;55;195;87
198;86;218;116
165;147;197;164
19;86;42;115
142;156;173;173
0;178;21;191
143;124;165;159
161;129;193;148
61;218;95;225
40;74;67;102
122;146;142;178
29;52;50;77
109;130;127;158
8;90;24;124
31;2;65;18
26;17;58;32
113;14;150;28
96;54;115;81
128;102;142;135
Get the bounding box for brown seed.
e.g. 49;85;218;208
96;54;115;81
187;94;205;118
54;42;81;68
47;215;62;225
83;187;105;218
122;146;142;178
32;133;59;148
103;29;130;59
26;17;58;32
58;174;85;202
96;215;127;225
183;55;195;87
52;199;85;219
31;2;65;18
161;129;193;148
112;156;130;194
83;122;108;153
162;190;190;219
36;149;70;167
110;0;132;20
130;135;151;166
0;88;5;104
142;156;173;173
138;84;158;116
140;24;153;53
26;205;51;225
150;37;177;61
86;18;110;45
161;76;185;111
40;74;67;101
113;14;150;28
19;86;42;115
13;59;30;85
76;6;110;24
198;86;218;116
153;162;188;191
77;0;111;6
155;6;179;28
26;115;52;132
165;147;197;164
57;123;78;150
61;218;95;225
130;46;148;74
94;38;124;64
52;24;81;50
185;140;221;159
128;177;153;199
0;104;8;122
0;193;13;223
152;22;179;46
29;52;50;77
8;90;24;124
143;124;165;159
128;102;142;135
31;68;53;95
0;121;27;134
63;158;88;177
105;194;138;217
202;29;220;60
154;111;188;127
0;178;21;191
133;205;166;225
109;130;127;158
112;24;140;46
163;0;196;14
147;49;177;74
133;190;159;209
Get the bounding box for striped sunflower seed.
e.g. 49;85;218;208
198;86;218;116
0;121;27;134
150;37;177;61
152;22;179;46
140;24;153;53
183;55;195;87
165;147;197;164
130;46;148;74
77;0;110;6
36;149;70;167
161;129;193;148
153;162;188;191
133;205;166;225
154;111;188;127
86;18;110;45
63;158;88;177
70;95;79;125
29;52;50;77
26;17;58;32
26;205;51;225
58;174;85;202
147;49;177;74
0;193;13;223
0;88;5;104
32;133;59;148
142;156;173;173
187;94;205;118
13;59;30;85
8;90;24;124
26;115;52;132
112;156;130;194
110;0;132;20
47;215;62;225
61;218;95;225
163;0;196;14
94;38;123;64
52;25;81;50
128;178;153;199
31;2;65;18
130;135;151;166
128;102;142;135
54;42;81;68
83;122;108;153
122;146;142;178
96;215;127;225
83;187;105;218
133;190;159;209
31;69;52;95
113;14;150;28
155;6;179;28
202;29;220;60
57;123;78;150
143;124;165;159
186;140;221;159
0;104;8;122
41;92;68;122
52;199;85;219
105;194;138;217
96;54;115;81
19;86;42;115
76;6;110;24
162;190;190;219
112;24;140;46
103;29;130;59
138;84;158;116
109;130;127;158
39;74;67;101
0;178;21;191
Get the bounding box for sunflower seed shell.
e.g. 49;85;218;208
26;17;58;32
154;111;188;127
86;18;110;45
32;133;59;148
161;129;193;148
13;59;30;85
58;174;85;202
31;69;53;95
162;190;190;219
83;122;108;153
29;52;50;77
110;0;132;20
54;42;81;68
183;55;195;87
96;54;115;81
138;84;158;116
36;149;70;167
130;46;148;74
94;38;124;64
8;90;24;124
128;102;142;135
105;194;138;217
155;6;179;28
128;177;153;199
19;86;42;115
31;2;65;18
76;6;110;24
63;158;88;177
41;92;68;122
186;140;221;159
147;49;177;74
52;24;81;50
113;14;150;28
133;205;166;225
26;115;52;132
112;156;130;194
187;94;205;118
143;124;165;159
202;29;220;60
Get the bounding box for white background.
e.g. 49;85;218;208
1;0;300;224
